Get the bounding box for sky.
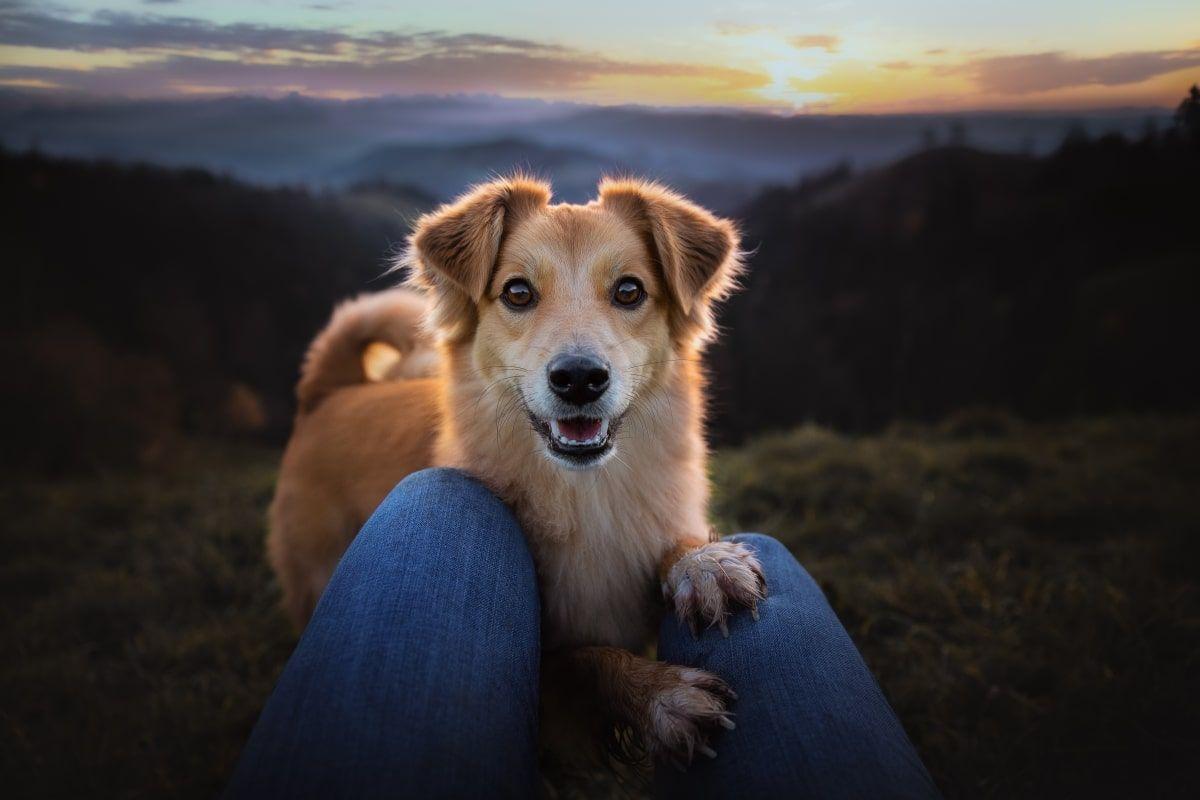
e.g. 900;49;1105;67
1;0;1198;112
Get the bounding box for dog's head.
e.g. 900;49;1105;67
406;176;742;470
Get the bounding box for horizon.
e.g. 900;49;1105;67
1;1;1198;114
0;86;1188;118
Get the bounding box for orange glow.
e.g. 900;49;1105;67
1;12;1198;111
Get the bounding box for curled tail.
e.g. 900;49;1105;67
295;288;434;416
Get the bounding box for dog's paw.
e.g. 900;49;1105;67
642;665;736;767
663;540;766;637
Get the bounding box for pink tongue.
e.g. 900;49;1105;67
558;417;602;442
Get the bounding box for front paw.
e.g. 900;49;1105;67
663;540;766;637
641;664;737;767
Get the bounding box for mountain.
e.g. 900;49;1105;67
0;92;580;185
0;90;1169;206
707;133;1200;440
330;137;623;204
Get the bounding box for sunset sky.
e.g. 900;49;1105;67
1;0;1198;112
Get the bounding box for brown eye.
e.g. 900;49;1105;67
501;278;535;309
613;277;644;308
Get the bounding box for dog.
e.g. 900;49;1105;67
267;288;438;626
267;176;766;765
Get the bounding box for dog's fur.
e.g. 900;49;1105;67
267;289;439;625
267;177;765;764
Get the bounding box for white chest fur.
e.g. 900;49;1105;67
528;491;663;649
514;462;702;651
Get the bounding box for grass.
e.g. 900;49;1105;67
0;442;293;798
712;412;1200;798
2;415;1198;797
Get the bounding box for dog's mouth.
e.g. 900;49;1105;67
530;414;618;467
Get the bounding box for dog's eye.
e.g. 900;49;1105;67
612;277;645;308
500;278;536;310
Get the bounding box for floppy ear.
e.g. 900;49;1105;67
598;178;743;340
403;176;551;337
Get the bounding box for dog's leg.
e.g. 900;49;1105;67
660;538;767;637
549;645;736;767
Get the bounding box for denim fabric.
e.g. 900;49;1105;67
228;468;541;798
230;470;938;799
655;533;941;799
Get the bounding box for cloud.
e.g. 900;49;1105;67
925;48;946;56
0;5;571;57
954;48;1200;94
880;61;913;71
0;4;764;100
0;52;761;99
789;34;840;53
714;22;763;36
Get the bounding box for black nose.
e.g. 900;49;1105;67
547;354;610;406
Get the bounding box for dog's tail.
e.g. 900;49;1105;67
295;288;434;416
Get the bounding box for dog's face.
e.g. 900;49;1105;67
477;207;669;468
408;177;741;470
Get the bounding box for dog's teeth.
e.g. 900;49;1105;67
548;418;609;445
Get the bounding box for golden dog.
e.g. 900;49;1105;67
268;176;765;764
267;288;438;626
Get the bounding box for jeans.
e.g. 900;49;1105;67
229;469;939;799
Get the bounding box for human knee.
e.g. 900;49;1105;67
725;532;829;611
375;468;502;531
725;532;791;562
389;467;493;506
366;469;527;561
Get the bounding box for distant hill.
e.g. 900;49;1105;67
708;135;1200;440
330;137;622;204
1;90;1168;207
0;149;432;470
0;92;578;185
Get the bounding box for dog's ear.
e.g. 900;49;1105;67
599;178;742;340
404;176;551;337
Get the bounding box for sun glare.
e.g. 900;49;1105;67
724;30;839;109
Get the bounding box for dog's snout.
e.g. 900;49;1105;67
547;354;610;406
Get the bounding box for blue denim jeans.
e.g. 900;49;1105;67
229;469;939;799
